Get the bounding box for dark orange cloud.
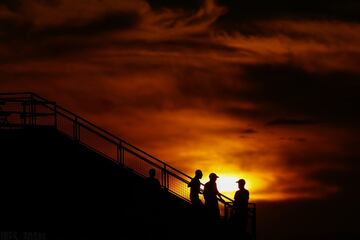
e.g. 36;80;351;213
1;0;360;205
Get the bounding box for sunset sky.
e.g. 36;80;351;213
1;1;359;239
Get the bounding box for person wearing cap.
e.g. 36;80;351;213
203;172;223;222
233;179;249;237
188;169;204;209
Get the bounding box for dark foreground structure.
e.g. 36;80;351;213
0;93;256;240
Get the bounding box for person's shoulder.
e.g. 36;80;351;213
240;189;249;194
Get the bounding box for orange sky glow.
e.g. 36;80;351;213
1;0;359;203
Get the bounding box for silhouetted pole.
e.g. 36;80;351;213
117;142;125;165
53;103;58;129
73;117;80;142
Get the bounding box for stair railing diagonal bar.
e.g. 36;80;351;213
76;117;120;146
29;93;206;186
0;93;240;202
122;146;165;171
43;98;235;204
1;92;239;204
0;92;257;238
30;94;181;167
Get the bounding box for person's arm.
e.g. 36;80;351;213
218;193;224;202
215;185;224;202
203;183;208;197
187;179;192;188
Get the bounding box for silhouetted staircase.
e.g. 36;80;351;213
0;93;256;240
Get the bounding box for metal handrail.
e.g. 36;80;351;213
0;92;256;218
30;93;173;168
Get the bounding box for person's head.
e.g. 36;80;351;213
236;179;246;189
209;173;219;182
195;169;203;179
149;168;156;178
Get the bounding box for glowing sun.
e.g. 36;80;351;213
216;176;239;193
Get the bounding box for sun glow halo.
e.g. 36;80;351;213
216;176;239;193
209;173;265;200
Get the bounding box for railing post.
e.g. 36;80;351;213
53;103;57;129
34;100;37;126
117;142;124;166
73;117;80;142
167;167;169;189
162;164;169;190
30;94;34;126
22;101;27;126
252;204;256;240
224;203;229;222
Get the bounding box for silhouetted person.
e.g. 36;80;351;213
145;168;161;198
144;168;161;215
233;179;249;238
188;169;204;209
203;173;223;223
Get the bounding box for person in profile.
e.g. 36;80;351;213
188;169;204;209
144;168;161;213
145;168;161;197
233;179;249;237
203;172;223;223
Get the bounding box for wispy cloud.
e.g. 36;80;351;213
1;0;360;201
